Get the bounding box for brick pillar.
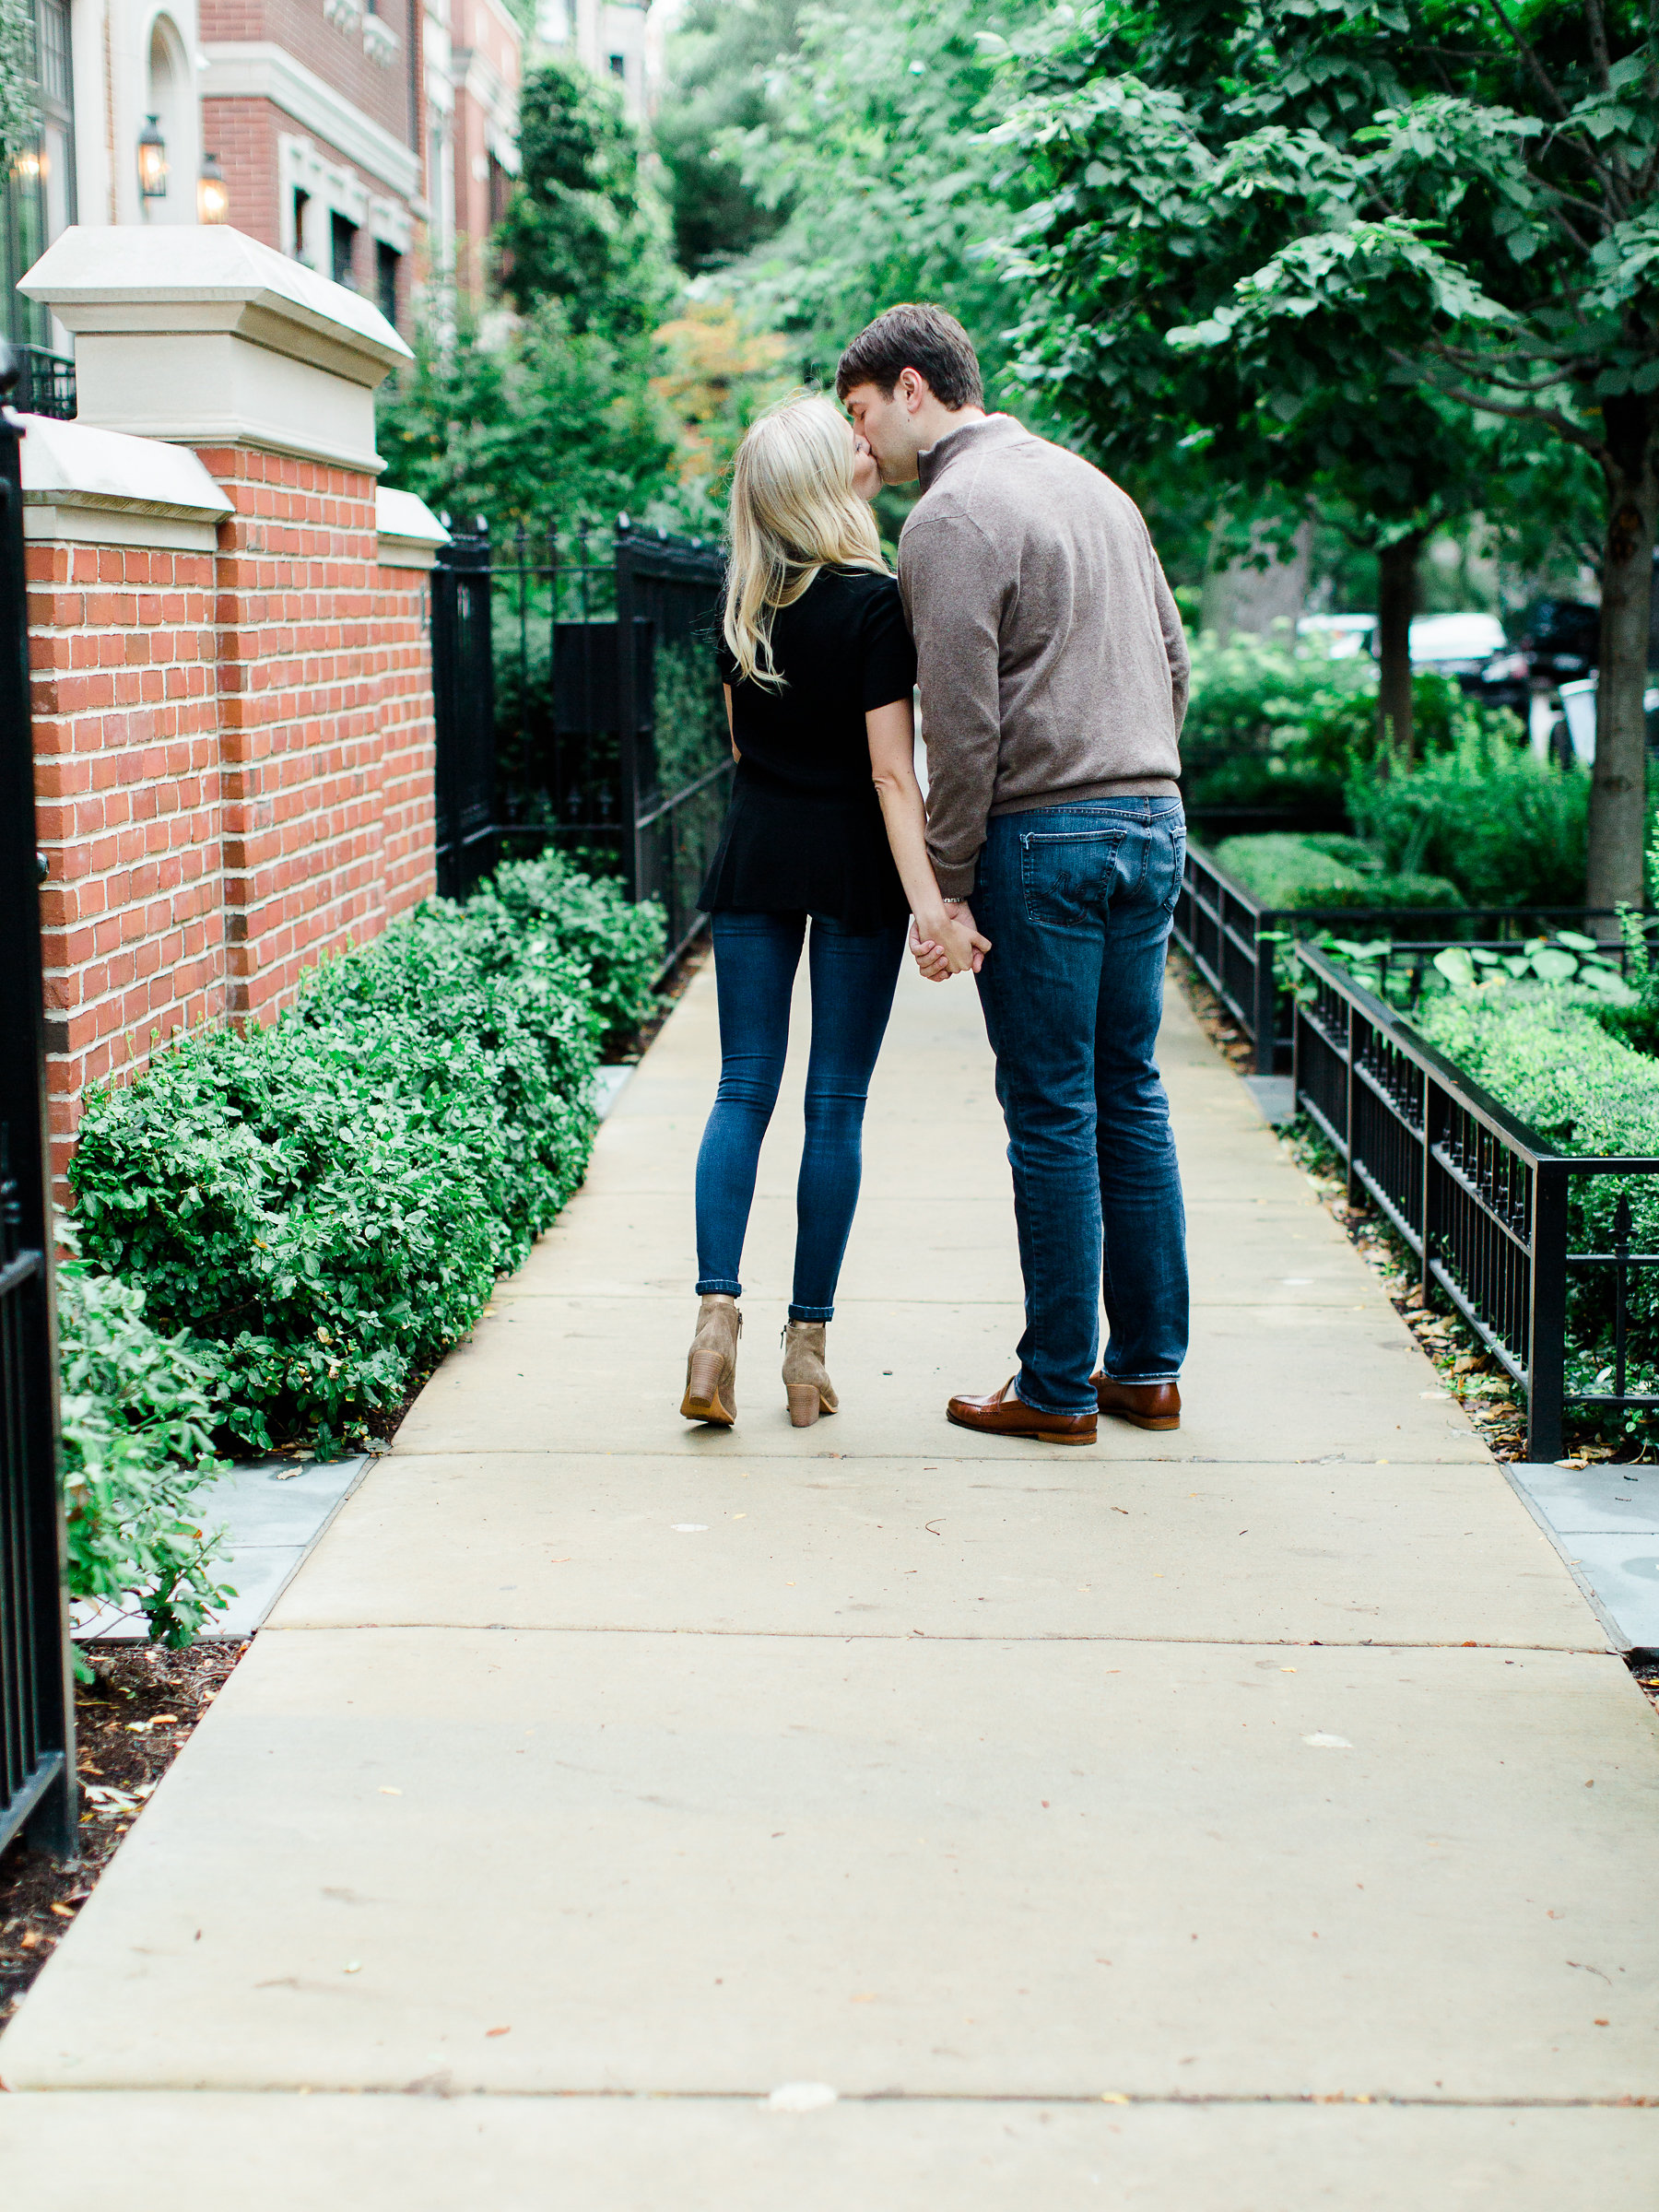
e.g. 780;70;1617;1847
19;224;445;1153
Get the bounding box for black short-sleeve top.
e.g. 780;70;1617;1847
698;566;918;933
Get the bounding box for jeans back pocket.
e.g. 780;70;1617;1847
1018;824;1136;933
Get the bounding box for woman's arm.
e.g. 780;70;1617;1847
867;697;989;977
724;684;739;763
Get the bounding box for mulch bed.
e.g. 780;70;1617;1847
0;1640;247;2032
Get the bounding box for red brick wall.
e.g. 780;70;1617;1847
27;457;437;1182
199;0;418;146
27;535;229;1180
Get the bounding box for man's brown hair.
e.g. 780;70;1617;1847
834;304;984;411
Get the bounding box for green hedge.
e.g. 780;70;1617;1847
1412;982;1659;1406
58;1240;234;1650
1214;831;1462;912
69;852;664;1461
1346;734;1590;908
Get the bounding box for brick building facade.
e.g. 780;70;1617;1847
18;227;446;1184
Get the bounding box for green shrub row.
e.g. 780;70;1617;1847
1346;732;1593;909
68;853;664;1480
1409;978;1659;1407
1214;830;1462;912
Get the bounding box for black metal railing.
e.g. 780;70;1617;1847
431;516;729;970
1175;840;1648;1074
0;358;76;1860
1294;942;1659;1462
13;346;75;421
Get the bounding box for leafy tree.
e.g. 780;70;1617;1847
994;5;1562;759
0;0;38;162
497;59;673;337
654;0;804;273
1003;0;1658;899
723;0;1045;392
649;298;794;516
376;298;677;535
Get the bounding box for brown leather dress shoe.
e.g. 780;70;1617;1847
947;1376;1098;1446
1091;1375;1181;1430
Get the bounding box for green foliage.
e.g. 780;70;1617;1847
1215;831;1460;912
57;1244;233;1650
376;300;677;537
0;0;39;162
1182;631;1519;813
654;0;803;272
1411;979;1659;1395
479;849;666;1053
497;61;674;337
69;856;663;1456
1347;733;1592;908
721;0;1046;393
1182;631;1380;812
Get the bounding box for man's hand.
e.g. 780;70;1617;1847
910;904;989;982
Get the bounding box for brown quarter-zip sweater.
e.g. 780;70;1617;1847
897;415;1189;900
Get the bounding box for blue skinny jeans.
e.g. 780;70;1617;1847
695;910;906;1321
972;797;1190;1416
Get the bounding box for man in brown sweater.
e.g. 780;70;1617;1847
839;303;1191;1445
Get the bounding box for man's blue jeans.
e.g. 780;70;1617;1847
695;910;906;1321
971;797;1189;1416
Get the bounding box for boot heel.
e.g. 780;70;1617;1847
786;1382;821;1428
682;1349;734;1426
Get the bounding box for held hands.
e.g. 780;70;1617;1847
910;902;990;982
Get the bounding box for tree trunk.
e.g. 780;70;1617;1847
1585;397;1658;913
1376;534;1424;767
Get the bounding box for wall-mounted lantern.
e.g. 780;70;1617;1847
137;114;168;199
198;152;228;223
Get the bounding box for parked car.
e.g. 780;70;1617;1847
1297;613;1378;659
1473;598;1600;716
1407;611;1509;675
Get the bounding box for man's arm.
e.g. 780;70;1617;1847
900;513;1005;900
1152;553;1191;735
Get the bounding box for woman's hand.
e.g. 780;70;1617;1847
911;903;990;981
852;433;881;503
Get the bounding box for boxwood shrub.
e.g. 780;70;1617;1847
1215;831;1462;912
69;853;664;1458
1411;982;1659;1404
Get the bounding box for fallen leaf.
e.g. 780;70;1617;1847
48;1903;75;1919
486;2025;512;2037
379;1787;402;1796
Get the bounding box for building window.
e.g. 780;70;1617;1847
376;241;400;328
331;211;359;288
608;53;625;76
293;186;311;263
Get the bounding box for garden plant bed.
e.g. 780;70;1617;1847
0;1640;248;2032
1172;948;1642;1469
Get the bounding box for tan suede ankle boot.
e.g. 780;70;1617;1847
782;1320;838;1428
681;1294;741;1426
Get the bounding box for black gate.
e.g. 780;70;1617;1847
0;355;76;1861
432;515;730;967
430;526;498;901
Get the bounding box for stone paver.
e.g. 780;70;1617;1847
3;962;1654;2204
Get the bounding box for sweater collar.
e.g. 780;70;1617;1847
915;413;1019;493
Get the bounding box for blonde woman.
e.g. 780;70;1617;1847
681;394;987;1430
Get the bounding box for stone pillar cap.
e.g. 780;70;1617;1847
20;224;412;388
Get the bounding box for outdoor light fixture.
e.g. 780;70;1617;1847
198;151;228;223
137;114;168;199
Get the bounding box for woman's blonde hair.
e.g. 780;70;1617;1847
723;392;887;689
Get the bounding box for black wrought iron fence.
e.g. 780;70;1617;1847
0;361;76;1861
431;517;729;968
1175;841;1647;1074
1293;942;1659;1462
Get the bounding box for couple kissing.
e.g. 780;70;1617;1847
679;302;1190;1450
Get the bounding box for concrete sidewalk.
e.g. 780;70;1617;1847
3;961;1656;2206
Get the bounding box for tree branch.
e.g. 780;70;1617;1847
1408;347;1608;457
1481;0;1571;118
1587;0;1613;92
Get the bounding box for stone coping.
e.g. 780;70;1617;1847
18;413;232;552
